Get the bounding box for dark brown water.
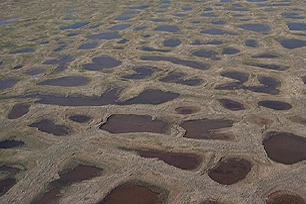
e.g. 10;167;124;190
181;119;234;140
263;132;306;164
31;186;62;204
200;201;224;204
8;104;30;119
208;158;252;185
32;164;103;204
218;99;245;111
136;149;202;170
59;164;103;183
29;119;70;136
289;116;306;125
0;178;16;196
100;114;168;134
99;182;165;204
266;191;306;204
0;165;21;174
175;106;199;114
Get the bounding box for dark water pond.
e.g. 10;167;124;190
29;119;70;136
266;191;306;204
68;114;91;123
31;186;61;204
252;53;279;58
78;42;98;50
0;165;21;174
59;164;103;184
83;56;121;71
246;63;288;71
10;48;35;54
26;68;46;76
278;39;306;49
0;140;25;149
38;76;90;87
140;47;170;53
193;50;219;60
208;157;252;185
8;104;30;119
43;55;74;73
0;178;16;196
108;24;131;31
87;32;122;40
245;39;258;47
201;28;237;35
287;22;306;31
258;100;292;110
175;106;199;114
154;25;180;32
136;149;202;170
99;182;166;204
263;132;306;164
120;89;179;105
163;38;182;47
222;47;240;55
100;114;168;134
159;72;202;86
0;78;19;90
181;119;234;140
237;23;270;32
220;71;249;82
32;164;103;204
140;56;210;70
122;67;160;80
218;99;245;111
28;89;119;106
60;22;89;30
